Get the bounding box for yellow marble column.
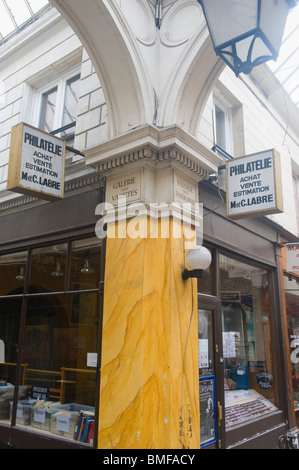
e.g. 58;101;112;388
98;216;200;449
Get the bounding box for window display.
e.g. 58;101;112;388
0;237;102;447
220;255;278;428
284;274;299;413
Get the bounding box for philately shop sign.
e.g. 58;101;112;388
226;149;283;220
7;123;66;201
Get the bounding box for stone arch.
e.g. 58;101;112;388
51;0;225;139
51;0;155;138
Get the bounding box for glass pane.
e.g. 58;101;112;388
215;104;227;150
28;0;49;15
0;1;15;38
69;238;101;293
19;292;99;445
0;251;27;296
40;87;57;133
284;275;299;412
5;0;31;28
197;249;214;295
220;255;279;429
29;243;67;293
62;75;80;142
198;309;217;448
0;297;25;423
198;309;214;377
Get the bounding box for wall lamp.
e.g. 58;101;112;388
198;0;296;77
182;246;212;280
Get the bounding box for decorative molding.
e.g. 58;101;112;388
160;0;204;47
85;124;221;179
95;145;209;178
120;0;156;46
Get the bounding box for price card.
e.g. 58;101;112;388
17;406;23;418
34;408;46;424
56;414;70;432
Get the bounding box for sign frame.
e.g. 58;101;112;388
7;122;66;201
226;149;283;220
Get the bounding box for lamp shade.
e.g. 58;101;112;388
185;246;212;270
198;0;295;76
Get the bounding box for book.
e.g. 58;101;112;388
74;412;95;443
87;419;94;444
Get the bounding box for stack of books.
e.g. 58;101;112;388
74;410;94;444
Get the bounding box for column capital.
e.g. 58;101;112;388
85;124;221;179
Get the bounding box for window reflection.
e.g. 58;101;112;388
220;255;278;428
40;87;58;134
198;309;214;377
69;238;101;291
0;251;27;295
0;297;23;422
30;244;67;292
0;237;102;445
197;248;214;296
22;293;99;402
284;275;299;416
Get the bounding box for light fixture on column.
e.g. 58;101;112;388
182;246;212;280
198;0;296;77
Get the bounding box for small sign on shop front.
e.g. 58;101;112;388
7;122;65;201
226;149;283;220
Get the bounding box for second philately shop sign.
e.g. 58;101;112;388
7;122;66;201
226;149;283;220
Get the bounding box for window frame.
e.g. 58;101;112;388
213;95;234;158
28;66;81;138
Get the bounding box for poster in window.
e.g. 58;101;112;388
199;376;217;448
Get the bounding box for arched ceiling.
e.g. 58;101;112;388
49;0;222;139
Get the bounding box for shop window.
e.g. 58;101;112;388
197;247;215;296
0;251;27;296
39;73;80;145
0;251;28;417
69;238;101;293
30;243;67;292
0;237;102;447
284;274;299;417
292;174;299;235
220;255;279;429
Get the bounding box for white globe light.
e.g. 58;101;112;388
185;246;212;270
